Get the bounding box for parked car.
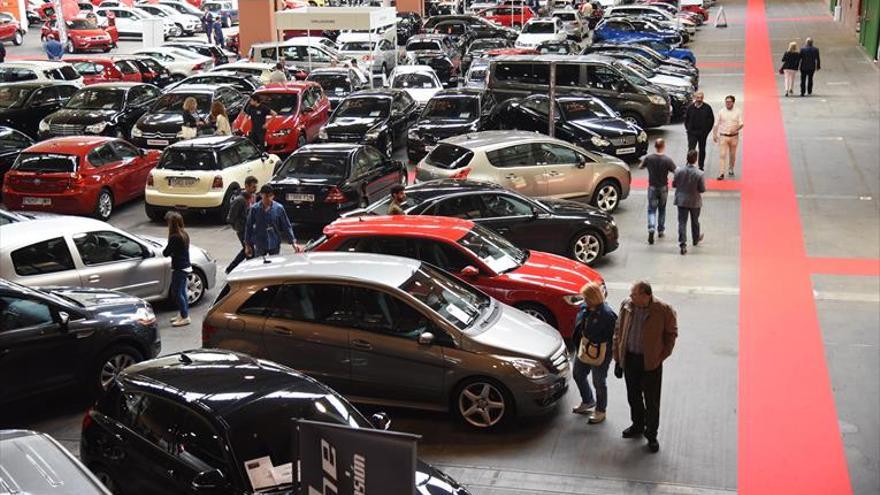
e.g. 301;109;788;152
0;11;25;45
232;82;330;154
269;143;406;226
354;179;619;265
306;67;369;110
40;17;114;53
111;54;177;87
249;38;338;72
588;45;699;87
493;94;648;160
427;20;477;54
130;84;247;149
213;60;306;84
422;14;518;41
0;430;111;493
3;137;160;220
136;3;200;36
80;349;473;494
515;17;566;49
94;7;174;38
205;252;569;429
462;37;512;73
615;57;693;119
144;136;279;221
202;0;238;27
0;82;80;137
0;280;159;401
67;57;133;85
0;61;84;86
477;5;535;28
415;130;631;212
593;18;682;47
464;58;489;89
131;46;214;78
164;40;233;65
0;127;33;196
551;8;587;41
158;0;206;22
337;33;398;76
0;215;215;304
622;37;696;64
407;88;497;163
389;65;444;109
166;71;261;95
319;89;419;157
404;34;461;85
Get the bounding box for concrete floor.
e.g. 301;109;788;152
1;1;878;493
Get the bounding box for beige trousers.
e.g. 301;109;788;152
783;69;797;94
718;135;739;176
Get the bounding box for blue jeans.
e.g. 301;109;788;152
171;269;189;318
572;349;612;412
647;186;668;233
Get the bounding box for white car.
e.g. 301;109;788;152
388;65;443;108
157;0;204;19
94;7;175;38
551;9;586;41
338;33;398;76
515;18;567;49
0;61;84;86
617;58;692;91
249;39;339;70
132;47;214;77
212;61;277;84
135;3;200;36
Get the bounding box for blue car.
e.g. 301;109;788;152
627;37;697;65
202;0;238;27
593;19;682;47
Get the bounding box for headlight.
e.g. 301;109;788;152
648;94;666;105
86;122;108;134
318;128;327;140
562;294;584;306
132;126;143;138
271;128;291;137
637;130;647;142
134;306;156;326
590;136;610;147
498;356;550;380
38;119;49;132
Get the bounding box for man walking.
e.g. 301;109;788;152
244;185;298;257
641;138;676;245
672;150;706;255
613;280;678;453
712;95;743;180
683;91;714;170
225;176;258;274
799;38;821;97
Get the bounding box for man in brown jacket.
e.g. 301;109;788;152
612;281;678;453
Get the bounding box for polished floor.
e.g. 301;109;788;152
2;1;878;493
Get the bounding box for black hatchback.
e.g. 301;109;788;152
319;89;419;157
354;179;619;265
407;88;498;163
39;83;163;140
0;279;160;403
0;81;80;137
270;143;406;226
80;350;472;495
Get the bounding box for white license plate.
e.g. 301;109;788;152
616;147;636;155
287;193;314;203
147;139;169;146
22;197;51;206
169;177;197;187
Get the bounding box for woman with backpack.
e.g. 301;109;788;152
571;281;618;424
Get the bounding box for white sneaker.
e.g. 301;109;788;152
172;316;191;327
572;402;595;414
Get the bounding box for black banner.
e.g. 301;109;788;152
295;419;419;495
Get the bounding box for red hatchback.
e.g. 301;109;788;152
2;137;161;220
0;12;25;46
67;57;141;85
312;215;605;337
42;18;114;53
232;82;330;155
478;6;535;28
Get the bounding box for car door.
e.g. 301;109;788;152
5;237;82;288
234;139;274;184
71;230;167;299
24;87;63;136
110;140;151;201
484;143;548;196
476;192;558;252
86;141;127;199
357;146;398;202
262;283;352;393
536;141;589;198
584;64;626;111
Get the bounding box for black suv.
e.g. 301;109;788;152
319;88;419;157
81;350;471;495
407;89;498;163
423;14;518;41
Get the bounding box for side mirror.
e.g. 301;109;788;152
460;265;479;278
261;152;270;161
370;412;391;430
417;331;435;346
58;311;70;331
191;469;226;492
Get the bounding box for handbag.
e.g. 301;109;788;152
178;126;197;139
577;337;607;366
778;67;784;75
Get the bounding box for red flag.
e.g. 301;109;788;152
60;0;81;20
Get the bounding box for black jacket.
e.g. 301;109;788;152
163;234;191;270
574;302;617;345
227;193;252;239
799;46;820;72
781;51;801;70
684;102;714;135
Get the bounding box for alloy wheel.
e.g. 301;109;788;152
14;31;23;45
458;382;506;428
573;232;602;264
99;353;136;390
94;470;116;491
522;307;548;322
97;190;113;220
596;184;619;212
186;271;204;304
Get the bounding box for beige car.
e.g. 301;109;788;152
414;130;631;212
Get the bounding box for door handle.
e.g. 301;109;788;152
351;339;373;351
88;274;100;283
504;174;518;180
272;326;293;336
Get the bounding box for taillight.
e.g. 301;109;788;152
211;176;223;189
70;173;85;189
192;62;205;71
147;173;154;187
202;322;218;346
450;168;471;180
82;408;93;430
324;186;346;204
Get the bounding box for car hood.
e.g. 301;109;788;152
325;115;385;134
471;303;563;360
516;33;560;44
69;28;108;37
414;118;477;134
401;87;441;103
137;111;186;130
502;250;603;294
46;108;120;125
47;287;144;310
416;460;471;495
649;73;691;88
264;114;300;133
568;117;639;137
535;197;610;219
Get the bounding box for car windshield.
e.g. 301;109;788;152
153;93;211;112
620;59;655;78
392;73;439;89
407;41;442;51
400;263;489;331
278;153;348;179
467;67;487;82
560;98;615;119
470;39;509;52
65;88;125;110
158;149;217;170
0;130;27;149
423;96;478;120
308;74;352;95
334;97;389;118
14;153;78;173
618;64;649;87
255;93;299;115
457;224;525;274
0;87;32;108
0;68;37;83
538;43;572;54
68;19;98;29
625;52;659;69
340;41;375;52
523;22;555;34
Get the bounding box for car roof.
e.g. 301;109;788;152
0;81;77;90
324;215;473;242
348;88;400;98
0;215;115;249
24;136;115;154
78;82;142;90
225;252;422;288
440;130;558;148
409;34;446;42
294;143;361;155
65;57;115;64
255;81;316;94
433;88;484;98
392;64;435;74
1;61;74;69
308;67;353;75
404;178;507;196
167;135;244;149
493;53;614;64
167;84;220;94
215;61;273;70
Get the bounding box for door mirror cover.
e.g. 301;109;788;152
191;469;225;491
58;311;70;330
417;331;435;346
460;265;479;277
370;412;392;430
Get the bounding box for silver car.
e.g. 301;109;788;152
205;252;569;429
415;130;632;212
0;216;216;304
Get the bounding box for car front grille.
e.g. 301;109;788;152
49;123;84;136
327;133;363;142
610;136;636;146
140;131;180;139
550;342;569;374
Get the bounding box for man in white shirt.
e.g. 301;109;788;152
712;95;744;180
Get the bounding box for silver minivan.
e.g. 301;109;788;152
204;252;569;429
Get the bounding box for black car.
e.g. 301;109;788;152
270;143;406;226
131;84;248;149
111;55;177;88
306;67;368;110
38;83;162;140
461;37;512;73
0;430;111;494
164;41;232;66
428;20;477;54
319;88;419;157
396;11;422;45
423;14;518;41
167;71;262;96
536;39;581;55
0;126;33;195
493;94;648;160
0;279;160;402
356;179;619;265
80;350;472;495
405;34;462;85
0;82;80;137
407;89;497;163
585;43;699;85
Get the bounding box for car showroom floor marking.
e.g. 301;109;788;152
739;0;852;493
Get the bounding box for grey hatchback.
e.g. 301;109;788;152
204;252;569;429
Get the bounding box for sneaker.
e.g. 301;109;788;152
572;402;596;414
588;411;606;424
648;231;654;245
622;425;644;438
172;316;191;327
658;231;665;238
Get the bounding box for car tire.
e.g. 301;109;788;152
514;302;557;328
217;187;238;222
90;464;121;494
174;23;184;37
65;40;75;54
13;31;23;46
453;377;514;430
94;188;113;221
620;112;645;129
591;179;621;213
570;230;605;266
144;203;165;222
92;345;143;396
186;268;207;305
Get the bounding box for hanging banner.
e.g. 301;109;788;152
59;0;80;20
295;419;419;495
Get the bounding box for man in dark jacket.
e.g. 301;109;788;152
202;12;214;43
672;150;706;255
225;175;258;274
799;38;821;96
683;91;714;170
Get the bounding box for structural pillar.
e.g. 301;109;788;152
396;0;422;16
238;0;281;58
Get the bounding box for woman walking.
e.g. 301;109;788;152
209;101;231;136
781;41;801;97
163;212;192;327
180;97;202;140
571;281;618;424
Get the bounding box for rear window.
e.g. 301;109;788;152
425;144;474;170
158;149;217;171
278;153;348;179
14;153;78;173
12;237;76;276
407;41;442;51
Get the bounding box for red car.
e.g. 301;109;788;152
478;6;535;28
232;82;330;155
312;215;605;337
2;137;161;220
0;12;25;46
42;18;114;53
67;57;141;84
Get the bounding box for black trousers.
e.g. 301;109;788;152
800;70;815;95
225;234;249;274
687;132;709;170
624;352;663;439
677;206;701;247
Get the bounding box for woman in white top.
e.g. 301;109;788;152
210;101;232;136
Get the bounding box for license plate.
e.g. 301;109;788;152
616;147;636;155
147;139;169;146
169;177;197;187
287;193;314;203
22;197;51;206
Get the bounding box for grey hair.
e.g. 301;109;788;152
632;280;653;297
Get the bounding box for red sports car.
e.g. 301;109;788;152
2;137;161;220
67;57;141;84
42;18;114;53
478;6;535;28
232;82;330;155
312;215;605;337
0;12;25;46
